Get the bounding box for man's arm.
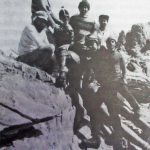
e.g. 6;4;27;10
27;26;55;53
69;16;76;30
39;0;62;28
50;12;63;26
44;0;62;25
120;54;126;79
68;25;74;45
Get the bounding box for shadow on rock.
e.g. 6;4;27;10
0;125;42;148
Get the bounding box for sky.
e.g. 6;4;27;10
51;0;150;33
0;0;150;53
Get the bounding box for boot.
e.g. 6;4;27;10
55;71;66;88
113;137;129;150
79;136;101;149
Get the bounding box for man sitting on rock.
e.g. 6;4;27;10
17;11;58;75
54;7;74;87
67;0;95;135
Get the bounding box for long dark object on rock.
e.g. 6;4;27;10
0;113;61;142
0;102;39;122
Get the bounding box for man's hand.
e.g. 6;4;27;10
54;24;61;31
82;45;87;51
121;76;127;85
59;44;70;51
69;51;80;64
123;78;127;84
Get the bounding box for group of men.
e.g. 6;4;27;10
17;0;141;149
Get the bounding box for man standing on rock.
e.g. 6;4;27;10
70;0;95;48
68;0;95;135
96;15;110;50
80;34;141;149
17;11;58;75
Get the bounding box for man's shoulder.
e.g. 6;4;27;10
66;24;73;32
70;14;80;20
96;49;108;58
24;24;36;32
70;14;94;22
70;14;80;24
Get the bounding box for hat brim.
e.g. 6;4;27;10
33;16;48;22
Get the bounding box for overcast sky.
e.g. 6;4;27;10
51;0;150;33
0;0;150;52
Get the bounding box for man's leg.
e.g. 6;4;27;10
79;88;104;149
118;83;140;111
66;64;85;134
105;86;129;149
16;49;58;75
55;48;68;87
71;90;85;133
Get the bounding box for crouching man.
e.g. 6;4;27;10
17;11;57;75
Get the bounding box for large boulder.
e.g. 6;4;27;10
125;23;150;56
0;54;81;150
125;24;146;56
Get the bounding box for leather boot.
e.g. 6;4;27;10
79;136;101;149
55;71;66;88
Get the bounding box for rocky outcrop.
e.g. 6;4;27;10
125;22;150;56
118;31;126;47
125;24;146;56
0;54;80;150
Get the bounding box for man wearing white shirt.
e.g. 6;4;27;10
17;11;57;74
96;15;110;49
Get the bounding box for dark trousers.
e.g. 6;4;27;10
82;81;139;138
16;49;58;74
66;63;85;133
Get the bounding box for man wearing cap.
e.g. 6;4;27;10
96;15;110;50
32;0;62;29
78;33;101;149
54;7;75;87
17;11;57;74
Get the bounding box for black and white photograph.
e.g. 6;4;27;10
0;0;150;149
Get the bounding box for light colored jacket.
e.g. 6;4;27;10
18;24;54;55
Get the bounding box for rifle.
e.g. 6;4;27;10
0;114;61;143
0;102;62;144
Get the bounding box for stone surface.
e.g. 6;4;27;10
0;54;79;150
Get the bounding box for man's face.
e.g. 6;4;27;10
87;41;98;51
99;19;108;30
60;16;70;24
34;18;48;32
106;39;116;52
79;6;89;17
